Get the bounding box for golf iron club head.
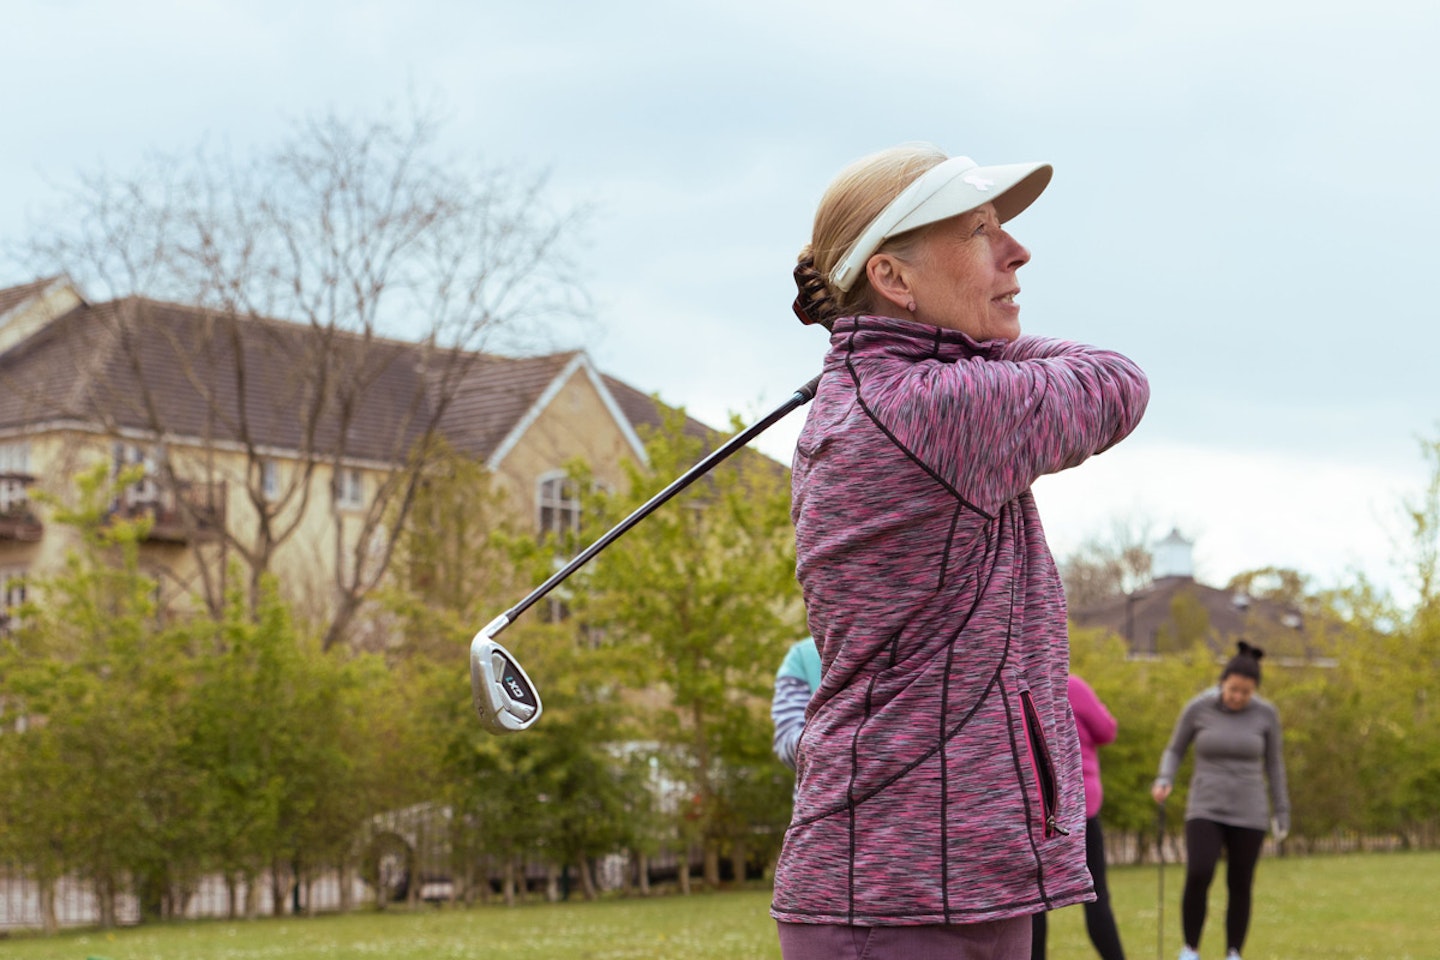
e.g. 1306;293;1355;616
470;617;542;734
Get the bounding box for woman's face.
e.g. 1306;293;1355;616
1220;674;1257;712
905;202;1032;341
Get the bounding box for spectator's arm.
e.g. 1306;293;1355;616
771;675;813;771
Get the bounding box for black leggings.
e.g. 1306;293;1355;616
1182;818;1266;954
1031;816;1125;960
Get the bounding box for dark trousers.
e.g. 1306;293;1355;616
1031;816;1125;960
1181;818;1266;954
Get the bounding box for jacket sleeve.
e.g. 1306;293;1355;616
1156;698;1199;787
881;336;1149;515
771;675;813;771
1068;675;1117;747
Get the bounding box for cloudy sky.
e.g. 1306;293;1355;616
3;0;1436;606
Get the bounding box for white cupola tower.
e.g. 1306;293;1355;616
1153;528;1194;581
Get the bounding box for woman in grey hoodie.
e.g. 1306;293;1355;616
1151;642;1291;960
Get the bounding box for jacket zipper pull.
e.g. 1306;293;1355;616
1047;816;1070;837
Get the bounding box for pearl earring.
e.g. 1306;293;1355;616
906;300;917;313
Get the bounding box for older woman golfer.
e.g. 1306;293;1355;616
772;143;1150;960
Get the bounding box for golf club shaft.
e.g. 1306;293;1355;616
470;373;822;734
1157;801;1166;960
491;373;821;637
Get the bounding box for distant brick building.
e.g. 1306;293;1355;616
0;276;718;638
1069;529;1329;662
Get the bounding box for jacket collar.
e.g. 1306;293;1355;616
830;314;1010;362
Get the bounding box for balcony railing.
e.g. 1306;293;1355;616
108;480;227;543
0;474;42;542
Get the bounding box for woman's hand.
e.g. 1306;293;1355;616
1151;781;1172;805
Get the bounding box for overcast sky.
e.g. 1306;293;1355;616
3;0;1436;606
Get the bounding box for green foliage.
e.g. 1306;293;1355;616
386;443;648;894
0;465;196;919
1155;591;1211;654
0;464;389;921
1069;629;1216;843
568;405;805;880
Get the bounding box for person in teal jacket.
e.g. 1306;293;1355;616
772;636;822;771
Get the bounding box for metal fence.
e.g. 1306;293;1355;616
0;866;371;932
0;843;711;934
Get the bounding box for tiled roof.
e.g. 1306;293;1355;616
0;276;64;318
0;280;731;469
1069;575;1320;660
438;352;583;459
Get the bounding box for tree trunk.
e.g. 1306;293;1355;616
97;873;117;928
39;877;58;935
703;842;721;889
731;837;750;886
502;857;517;907
406;845;421;910
339;861;354;912
635;851;651;896
245;869;261;919
545;862;561;902
270;860;292;916
575;858;597;901
678;858;691;895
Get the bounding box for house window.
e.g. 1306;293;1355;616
113;442;159;507
0;477;27;514
261;460;280;501
335;467;364;509
0;441;29;475
536;471;581;543
0;567;26;635
0;440;31;514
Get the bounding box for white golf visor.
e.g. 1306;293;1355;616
828;156;1053;293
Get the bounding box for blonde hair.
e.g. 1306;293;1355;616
794;143;948;328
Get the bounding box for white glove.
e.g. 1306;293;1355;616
1271;817;1288;843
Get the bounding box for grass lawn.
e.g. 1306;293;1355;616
2;851;1436;959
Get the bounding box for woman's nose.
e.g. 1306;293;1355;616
1002;231;1031;270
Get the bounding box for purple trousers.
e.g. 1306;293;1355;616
777;917;1032;960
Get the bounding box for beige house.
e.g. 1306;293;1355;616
0;276;713;640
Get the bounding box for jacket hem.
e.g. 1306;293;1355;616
770;883;1095;926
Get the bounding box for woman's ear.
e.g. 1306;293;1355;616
865;253;914;313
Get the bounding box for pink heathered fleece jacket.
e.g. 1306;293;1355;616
771;315;1148;927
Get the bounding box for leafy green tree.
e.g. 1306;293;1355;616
183;577;387;916
0;465;199;925
1070;629;1216;861
572;407;805;888
386;444;643;903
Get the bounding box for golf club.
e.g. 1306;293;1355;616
1156;800;1167;960
470;373;823;734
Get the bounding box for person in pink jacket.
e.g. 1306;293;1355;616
771;142;1149;960
1032;675;1127;960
